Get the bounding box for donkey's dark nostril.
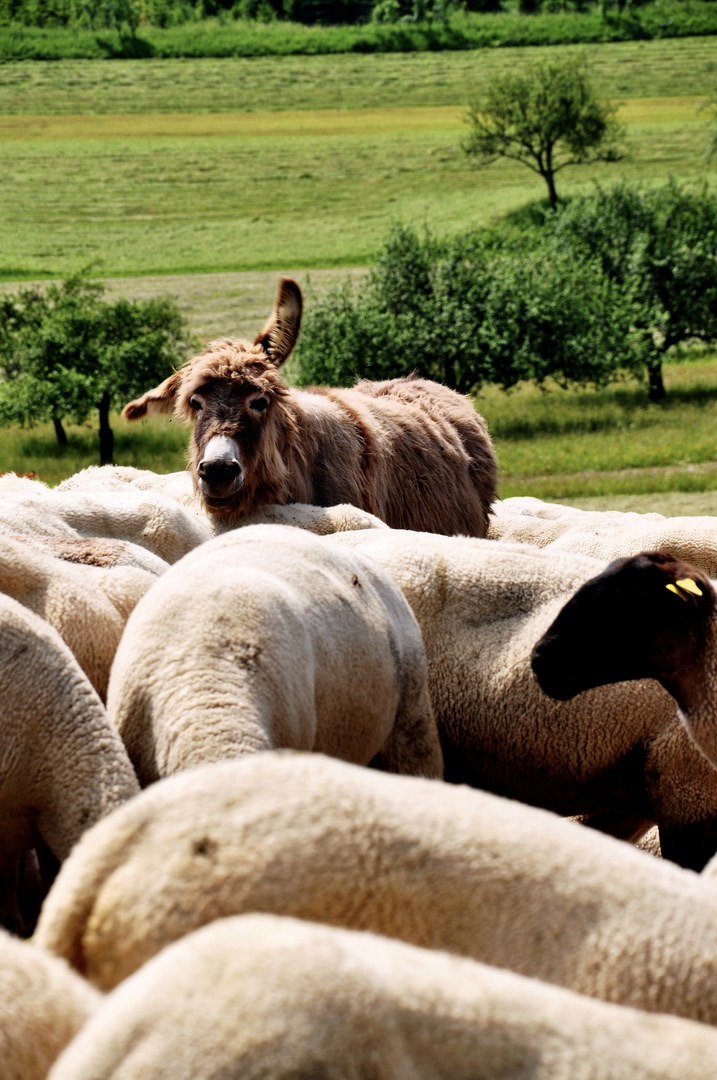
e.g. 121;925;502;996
198;457;241;481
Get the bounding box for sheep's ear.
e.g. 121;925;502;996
254;278;302;367
122;371;184;421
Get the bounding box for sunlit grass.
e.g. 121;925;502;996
0;416;189;482
479;353;717;500
2;94;714;278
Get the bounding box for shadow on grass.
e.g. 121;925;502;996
95;31;156;58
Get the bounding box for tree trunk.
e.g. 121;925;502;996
647;359;666;403
53;417;67;447
544;170;559;210
98;392;114;465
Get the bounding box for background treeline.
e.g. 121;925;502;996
292;180;717;403
1;0;715;45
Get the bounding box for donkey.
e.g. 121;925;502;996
123;279;498;536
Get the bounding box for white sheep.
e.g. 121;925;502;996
0;535;159;701
107;524;442;786
0;486;210;562
47;913;717;1080
58;464;389;534
0;594;139;934
0;928;99;1080
493;495;665;523
489;499;717;576
58;465;197;507
34;752;717;1027
12;534;169;575
324;529;716;868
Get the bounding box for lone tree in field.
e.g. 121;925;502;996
0;274;189;464
463;56;623;209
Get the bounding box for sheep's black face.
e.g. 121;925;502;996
531;552;713;700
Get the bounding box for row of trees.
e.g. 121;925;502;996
294;180;717;403
0;0;661;29
0;276;188;463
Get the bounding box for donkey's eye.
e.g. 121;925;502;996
189;396;203;412
250;397;269;413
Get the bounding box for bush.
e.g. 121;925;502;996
294;222;636;394
0;273;190;463
548;179;717;399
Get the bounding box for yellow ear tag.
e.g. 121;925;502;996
666;583;688;601
676;578;703;597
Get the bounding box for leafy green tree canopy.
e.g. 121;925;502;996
463;55;624;209
549;179;717;400
294;221;635;395
0;273;189;464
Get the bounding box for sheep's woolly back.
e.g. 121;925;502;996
494;497;666;523
489;502;717;577
0;536;158;700
58;466;196;510
0;928;99;1080
0;488;210;562
107;524;440;785
0;473;50;494
211;501;389;536
47;913;717;1080
0;594;139;863
33;752;717;1027
10;535;169;575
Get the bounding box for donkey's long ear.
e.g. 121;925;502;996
254;278;302;367
122;371;184;421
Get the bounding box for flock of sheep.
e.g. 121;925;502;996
5;282;717;1078
4;466;717;1078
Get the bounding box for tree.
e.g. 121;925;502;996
463;56;624;210
550;180;717;401
294;222;636;396
0;273;189;464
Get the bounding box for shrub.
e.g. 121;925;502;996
294;221;636;394
0;274;190;463
549;179;717;400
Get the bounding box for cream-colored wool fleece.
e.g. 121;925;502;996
0;929;99;1080
489;498;717;577
107;524;442;787
0;534;158;701
48;913;717;1080
323;529;717;864
58;465;392;535
0;485;210;562
0;594;138;934
33;752;717;1027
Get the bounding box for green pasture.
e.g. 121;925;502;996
1;92;715;278
5;350;717;517
1;36;715;115
484;352;717;505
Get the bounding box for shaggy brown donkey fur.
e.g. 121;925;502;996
123;279;498;536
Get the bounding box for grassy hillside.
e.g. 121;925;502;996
3;36;717;508
1;36;715;114
2;87;715;276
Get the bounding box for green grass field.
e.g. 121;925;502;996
5;349;717;519
2;38;716;278
3;36;717;507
